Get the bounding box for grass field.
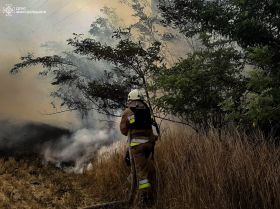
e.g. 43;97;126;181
0;127;279;209
90;127;280;209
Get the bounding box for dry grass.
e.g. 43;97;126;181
87;142;129;202
90;127;280;209
0;157;96;209
0;128;279;209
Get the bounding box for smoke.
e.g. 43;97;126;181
0;6;126;172
0;120;71;156
0;120;120;173
43;128;117;173
0;0;132;127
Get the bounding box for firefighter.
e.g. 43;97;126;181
120;89;157;207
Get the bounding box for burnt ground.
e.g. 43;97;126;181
0;156;97;209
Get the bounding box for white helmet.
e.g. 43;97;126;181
128;89;144;101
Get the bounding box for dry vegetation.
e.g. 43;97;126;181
0;127;279;209
90;127;280;209
0;157;96;209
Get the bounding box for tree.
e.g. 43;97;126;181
159;0;280;133
10;1;186;123
11;32;162;117
10;2;168;118
155;35;246;133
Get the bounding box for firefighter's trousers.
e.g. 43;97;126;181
130;141;156;206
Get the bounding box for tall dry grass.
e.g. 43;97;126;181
90;127;280;209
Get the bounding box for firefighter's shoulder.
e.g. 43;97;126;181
121;108;134;120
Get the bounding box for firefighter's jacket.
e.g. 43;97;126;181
120;100;156;142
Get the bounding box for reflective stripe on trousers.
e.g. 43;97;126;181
138;179;151;189
130;138;149;147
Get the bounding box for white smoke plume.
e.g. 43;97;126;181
0;120;121;173
43;128;118;173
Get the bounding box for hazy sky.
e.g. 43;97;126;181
0;0;135;128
